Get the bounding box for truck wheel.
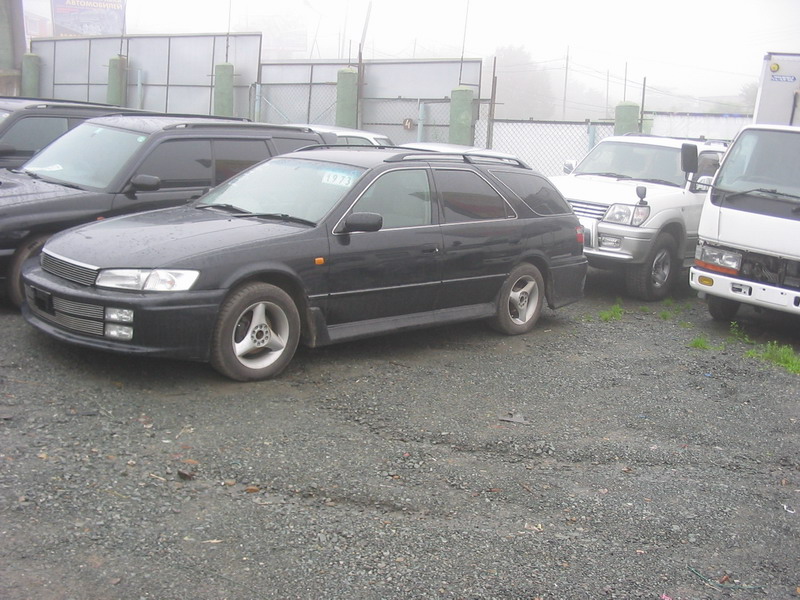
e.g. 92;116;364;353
625;233;678;302
210;283;300;381
490;264;544;335
707;295;740;322
7;234;50;308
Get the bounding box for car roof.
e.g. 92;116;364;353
0;96;126;111
288;124;390;139
285;145;532;170
80;114;327;136
603;134;729;150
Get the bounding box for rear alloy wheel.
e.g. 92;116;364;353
707;295;740;322
490;264;544;335
625;232;678;301
7;234;50;308
210;283;300;381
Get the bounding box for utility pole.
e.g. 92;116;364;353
639;76;647;132
562;46;569;120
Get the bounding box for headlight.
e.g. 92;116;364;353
603;204;650;227
696;245;741;273
96;269;199;291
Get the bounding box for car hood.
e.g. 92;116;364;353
0;169;90;208
551;174;683;206
44;205;310;268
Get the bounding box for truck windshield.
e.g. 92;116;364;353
574;141;685;187
23;123;146;190
197;157;366;223
715;128;800;200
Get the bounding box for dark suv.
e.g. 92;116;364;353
0;96;146;169
22;146;588;381
0;115;333;305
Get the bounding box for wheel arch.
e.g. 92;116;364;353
516;253;554;308
222;269;315;346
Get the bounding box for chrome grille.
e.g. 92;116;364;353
41;252;98;286
568;200;607;220
25;287;105;337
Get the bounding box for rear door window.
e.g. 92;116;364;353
434;169;512;223
212;139;271;185
270;136;319;154
135;139;213;188
0;116;69;153
491;170;571;215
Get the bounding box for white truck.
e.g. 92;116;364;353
689;123;800;320
552;135;728;301
689;52;800;321
753;51;800;125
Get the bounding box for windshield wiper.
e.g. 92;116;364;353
195;203;251;214
636;178;681;187
720;187;800;202
575;172;632;179
22;169;41;179
233;212;316;227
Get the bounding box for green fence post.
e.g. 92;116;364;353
107;55;128;107
336;67;358;128
449;87;475;146
614;102;640;135
214;63;234;117
21;53;40;97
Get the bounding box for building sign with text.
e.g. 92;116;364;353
52;0;125;37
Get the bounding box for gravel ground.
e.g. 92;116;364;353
1;270;799;600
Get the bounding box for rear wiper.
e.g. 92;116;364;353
233;212;316;227
195;203;251;214
575;172;632;179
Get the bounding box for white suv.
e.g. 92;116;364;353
552;134;728;300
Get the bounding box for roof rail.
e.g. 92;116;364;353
387;151;531;169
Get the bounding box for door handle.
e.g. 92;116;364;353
421;244;440;254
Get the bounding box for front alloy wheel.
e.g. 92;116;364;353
211;283;300;381
490;264;545;335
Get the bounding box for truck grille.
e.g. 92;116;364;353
740;252;800;291
568;200;607;220
41;251;98;286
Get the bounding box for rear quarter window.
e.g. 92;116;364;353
434;169;512;223
491;170;571;216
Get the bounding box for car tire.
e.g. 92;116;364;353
707;295;740;322
625;232;678;302
490;263;544;335
7;234;50;308
210;282;301;381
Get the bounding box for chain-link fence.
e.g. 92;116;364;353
250;82;338;125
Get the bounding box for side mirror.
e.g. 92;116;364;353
680;143;698;173
340;212;382;233
563;160;577;174
129;174;161;192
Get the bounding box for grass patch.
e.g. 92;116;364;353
746;341;800;374
689;335;722;350
599;302;624;322
658;310;672;320
729;321;755;345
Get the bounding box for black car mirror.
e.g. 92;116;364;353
340;212;383;233
129;174;161;192
680;143;698;174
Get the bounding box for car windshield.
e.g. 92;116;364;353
197;157;366;223
23;122;146;189
715;128;800;200
574;141;685;187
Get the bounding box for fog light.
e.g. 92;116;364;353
697;275;714;286
105;307;134;323
599;235;621;249
105;324;134;341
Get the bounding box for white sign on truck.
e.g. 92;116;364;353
754;51;800;125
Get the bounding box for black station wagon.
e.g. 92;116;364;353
22;147;588;381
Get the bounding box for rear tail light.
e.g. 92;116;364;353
575;226;585;244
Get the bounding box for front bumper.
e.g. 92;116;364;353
578;216;657;267
689;267;800;315
22;265;227;361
